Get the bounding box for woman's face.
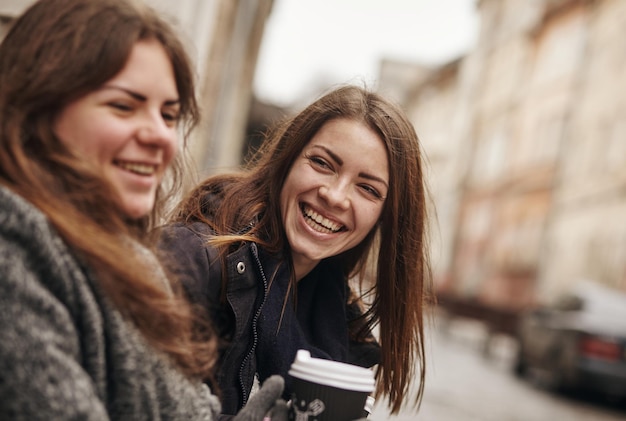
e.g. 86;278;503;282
280;118;389;279
53;39;180;219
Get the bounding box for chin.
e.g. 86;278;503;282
120;201;154;220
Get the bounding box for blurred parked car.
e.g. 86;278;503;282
513;281;626;399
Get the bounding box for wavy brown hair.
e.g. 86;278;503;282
0;0;216;379
173;85;433;412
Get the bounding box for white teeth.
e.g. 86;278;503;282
117;161;156;175
302;205;342;233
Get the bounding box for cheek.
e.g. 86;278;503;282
54;120;97;160
282;164;315;196
280;170;299;204
54;106;113;164
53;108;81;150
279;170;306;226
361;203;384;232
163;132;180;166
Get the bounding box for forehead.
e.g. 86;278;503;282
308;119;385;150
105;39;178;95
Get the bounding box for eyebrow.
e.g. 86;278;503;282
311;144;389;189
101;84;180;106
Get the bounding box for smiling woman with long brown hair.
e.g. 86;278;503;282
159;84;433;416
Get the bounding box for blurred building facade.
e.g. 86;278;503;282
0;0;274;177
381;0;626;314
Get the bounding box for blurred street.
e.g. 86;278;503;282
370;316;626;421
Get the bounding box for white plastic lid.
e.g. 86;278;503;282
288;350;376;392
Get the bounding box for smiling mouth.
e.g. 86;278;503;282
114;160;157;176
301;204;345;234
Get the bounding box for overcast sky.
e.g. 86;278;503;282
253;0;480;107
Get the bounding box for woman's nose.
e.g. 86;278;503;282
136;113;176;148
318;180;350;209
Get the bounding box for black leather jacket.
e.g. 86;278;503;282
158;221;380;418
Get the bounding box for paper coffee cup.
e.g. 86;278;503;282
288;350;375;421
361;396;375;418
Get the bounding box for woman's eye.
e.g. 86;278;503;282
109;102;132;112
308;155;332;170
162;111;179;123
360;184;383;200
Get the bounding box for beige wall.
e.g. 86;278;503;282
387;0;626;307
146;0;274;177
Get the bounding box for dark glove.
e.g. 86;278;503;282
232;375;288;421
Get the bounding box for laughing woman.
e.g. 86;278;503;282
158;85;433;416
0;0;286;419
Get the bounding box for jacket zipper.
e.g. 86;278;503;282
238;242;268;405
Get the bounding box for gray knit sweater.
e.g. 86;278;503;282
0;185;221;420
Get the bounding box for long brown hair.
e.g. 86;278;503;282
0;0;215;379
173;85;433;411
